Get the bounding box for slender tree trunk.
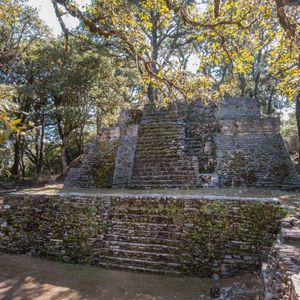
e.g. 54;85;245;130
147;12;159;104
296;94;300;157
267;90;275;115
36;117;45;175
11;134;21;177
61;137;69;176
20;151;26;178
238;73;246;96
96;107;102;135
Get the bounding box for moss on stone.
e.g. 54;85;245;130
93;140;119;188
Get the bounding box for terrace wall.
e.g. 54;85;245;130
0;193;284;277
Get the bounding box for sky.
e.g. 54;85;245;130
27;0;200;73
27;0;85;36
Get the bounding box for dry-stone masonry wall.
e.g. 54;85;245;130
64;127;120;188
216;97;300;189
64;97;300;189
130;103;200;189
0;193;284;277
64;109;142;188
261;204;300;300
112;125;139;188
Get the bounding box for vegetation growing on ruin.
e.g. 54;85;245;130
0;0;300;181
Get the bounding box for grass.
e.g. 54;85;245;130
17;183;300;203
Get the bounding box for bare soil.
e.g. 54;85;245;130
0;253;260;300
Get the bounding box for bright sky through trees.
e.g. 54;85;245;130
27;0;199;72
27;0;88;36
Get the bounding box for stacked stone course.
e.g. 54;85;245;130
0;192;283;277
216;97;300;189
64;97;300;190
261;206;300;299
130;103;200;188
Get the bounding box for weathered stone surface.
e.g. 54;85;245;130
130;103;200;189
216;97;300;189
0;192;283;277
113;125;138;188
261;205;300;300
64;127;120;188
64;97;300;189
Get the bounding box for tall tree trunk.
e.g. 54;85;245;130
238;73;246;96
57;120;72;175
36;115;45;175
11;134;21;177
147;12;159;104
96;108;102;135
296;94;300;157
267;89;275;115
61;136;69;176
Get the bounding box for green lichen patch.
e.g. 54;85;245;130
0;195;106;263
93;140;119;188
180;201;285;277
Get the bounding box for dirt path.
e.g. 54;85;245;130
0;253;260;300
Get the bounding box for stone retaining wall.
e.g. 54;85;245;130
261;206;300;299
0;193;284;277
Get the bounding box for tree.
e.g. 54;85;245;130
31;34;141;175
52;0;216;102
0;85;23;144
0;0;48;176
52;0;300;101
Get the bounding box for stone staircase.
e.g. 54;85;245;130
94;197;183;275
130;104;199;189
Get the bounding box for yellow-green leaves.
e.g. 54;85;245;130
0;85;20;144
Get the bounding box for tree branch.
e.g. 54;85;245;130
275;0;297;38
51;0;70;52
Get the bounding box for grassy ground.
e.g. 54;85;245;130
16;183;300;204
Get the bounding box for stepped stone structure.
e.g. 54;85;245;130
64;97;300;190
0;192;284;276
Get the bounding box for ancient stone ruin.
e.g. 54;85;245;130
2;98;300;299
65;97;300;190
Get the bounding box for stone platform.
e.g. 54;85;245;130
0;188;284;278
64;97;300;190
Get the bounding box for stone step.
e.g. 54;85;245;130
138;129;184;133
136;138;184;144
135;144;185;149
105;241;179;254
129;179;197;185
138;130;184;135
110;221;180;231
130;174;198;180
132;167;198;172
108;228;182;239
141;120;185;124
135;149;185;154
101;249;179;262
110;208;181;214
109;214;176;223
130;184;196;189
96;255;181;270
95;261;181;275
135;151;195;156
106;234;181;246
282;227;300;243
132;160;197;166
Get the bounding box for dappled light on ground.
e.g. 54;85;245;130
0;253;259;300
